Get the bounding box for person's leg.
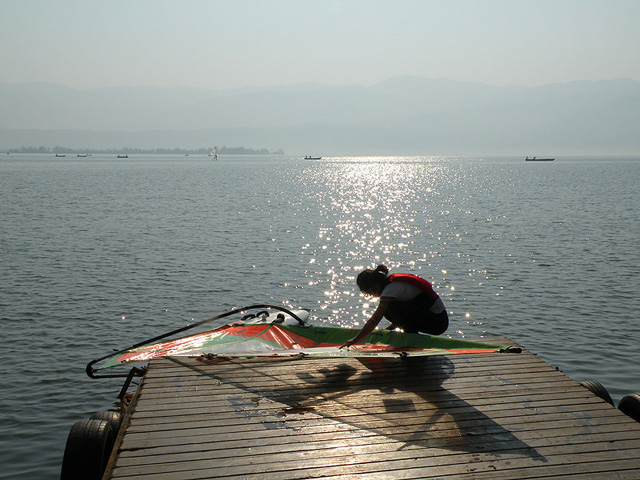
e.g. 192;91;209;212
418;310;448;335
384;294;448;335
383;300;415;329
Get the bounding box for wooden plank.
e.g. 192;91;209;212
115;431;640;469
121;410;622;450
104;338;640;480
110;440;640;479
120;421;638;454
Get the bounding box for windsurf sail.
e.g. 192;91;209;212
87;305;517;378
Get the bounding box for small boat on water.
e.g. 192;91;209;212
55;154;66;157
526;156;554;162
209;147;217;161
304;155;322;160
117;154;128;158
77;154;87;158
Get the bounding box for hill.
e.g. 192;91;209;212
1;77;639;155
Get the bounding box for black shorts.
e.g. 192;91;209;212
384;292;449;335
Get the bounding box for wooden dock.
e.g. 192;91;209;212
103;338;640;479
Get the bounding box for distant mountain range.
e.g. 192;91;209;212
1;76;639;155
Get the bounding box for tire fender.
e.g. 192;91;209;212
60;419;114;480
90;410;123;435
580;380;614;405
618;393;640;422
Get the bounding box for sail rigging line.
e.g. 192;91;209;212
86;304;306;378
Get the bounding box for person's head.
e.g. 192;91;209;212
357;264;389;297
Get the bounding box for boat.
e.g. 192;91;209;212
55;154;66;157
209;147;217;160
86;305;517;377
525;156;554;162
117;154;128;158
77;154;87;157
304;155;322;160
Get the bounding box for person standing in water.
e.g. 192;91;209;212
340;265;448;348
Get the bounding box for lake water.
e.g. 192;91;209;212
1;154;639;479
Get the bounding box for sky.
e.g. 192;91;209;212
1;0;639;91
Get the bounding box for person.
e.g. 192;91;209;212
340;265;448;348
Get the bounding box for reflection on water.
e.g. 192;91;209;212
296;159;464;327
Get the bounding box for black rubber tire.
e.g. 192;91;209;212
60;419;114;480
90;410;123;435
580;380;614;405
618;393;640;422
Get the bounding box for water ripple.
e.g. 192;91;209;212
1;154;639;478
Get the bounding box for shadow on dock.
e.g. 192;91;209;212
171;354;547;463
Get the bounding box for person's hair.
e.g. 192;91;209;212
357;264;389;296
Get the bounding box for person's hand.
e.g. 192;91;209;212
339;338;357;349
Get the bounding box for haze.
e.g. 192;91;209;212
1;0;639;155
3;0;639;90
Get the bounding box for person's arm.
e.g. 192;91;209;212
340;297;391;348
